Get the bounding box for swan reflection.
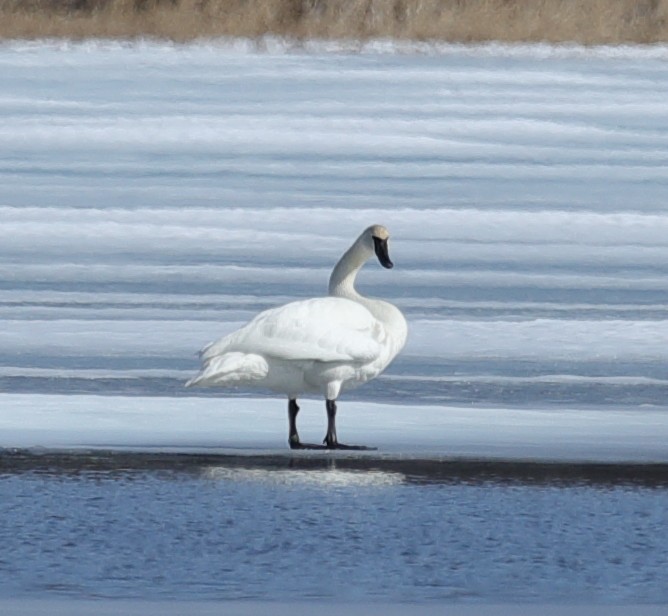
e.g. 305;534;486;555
202;465;404;487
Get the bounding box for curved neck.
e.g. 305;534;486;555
328;237;371;301
328;232;408;355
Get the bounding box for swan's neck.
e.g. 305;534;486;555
328;234;408;356
328;238;369;302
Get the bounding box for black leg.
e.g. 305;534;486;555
288;399;326;450
288;399;300;448
324;399;338;447
323;399;377;451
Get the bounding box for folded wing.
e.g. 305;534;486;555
200;297;385;366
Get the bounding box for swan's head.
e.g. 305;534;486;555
364;224;393;269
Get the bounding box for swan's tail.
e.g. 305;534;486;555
185;352;268;388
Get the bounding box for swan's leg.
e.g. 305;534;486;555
288;399;301;448
288;399;326;450
323;399;377;451
323;399;338;447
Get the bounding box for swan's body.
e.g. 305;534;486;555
186;224;407;449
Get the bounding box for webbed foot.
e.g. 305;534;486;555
323;439;377;451
289;436;327;450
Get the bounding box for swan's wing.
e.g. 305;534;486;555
200;297;384;364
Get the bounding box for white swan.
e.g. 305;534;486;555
186;224;408;450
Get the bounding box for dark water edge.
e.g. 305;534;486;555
3;448;668;487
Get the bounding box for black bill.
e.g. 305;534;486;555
373;236;393;269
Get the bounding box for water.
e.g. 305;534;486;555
2;454;668;603
1;40;668;604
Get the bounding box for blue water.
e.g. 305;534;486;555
1;459;668;603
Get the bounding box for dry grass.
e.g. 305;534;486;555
2;0;668;43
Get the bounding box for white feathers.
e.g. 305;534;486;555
186;352;268;387
200;298;383;364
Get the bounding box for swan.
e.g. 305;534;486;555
186;224;408;450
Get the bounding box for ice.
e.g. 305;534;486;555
1;42;668;455
1;394;667;463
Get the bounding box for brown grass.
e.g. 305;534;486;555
2;0;668;44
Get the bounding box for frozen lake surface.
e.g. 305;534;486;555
2;40;668;605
